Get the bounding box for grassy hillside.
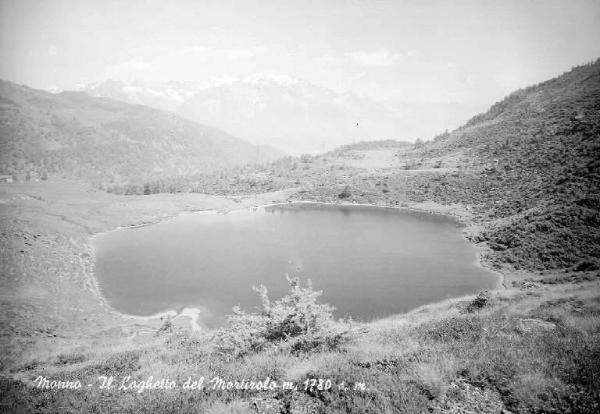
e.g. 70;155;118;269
408;60;600;271
0;80;283;185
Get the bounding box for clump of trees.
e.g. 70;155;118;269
213;275;351;358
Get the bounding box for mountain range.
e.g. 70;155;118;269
0;80;283;184
81;75;482;155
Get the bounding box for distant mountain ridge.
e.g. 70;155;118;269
82;75;482;155
0;80;283;184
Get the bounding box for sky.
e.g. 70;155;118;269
1;0;600;106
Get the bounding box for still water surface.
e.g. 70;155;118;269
93;203;498;327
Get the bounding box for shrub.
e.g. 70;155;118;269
466;290;491;313
93;350;141;375
55;353;86;365
338;185;351;199
213;275;350;358
420;315;484;343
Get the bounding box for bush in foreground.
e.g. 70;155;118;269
213;275;351;358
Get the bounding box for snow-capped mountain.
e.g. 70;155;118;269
81;79;203;112
82;75;480;155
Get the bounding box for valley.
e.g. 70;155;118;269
0;61;599;412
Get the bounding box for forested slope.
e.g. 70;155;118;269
0;81;283;184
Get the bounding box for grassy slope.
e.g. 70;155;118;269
418;60;600;272
1;62;599;413
0;81;283;185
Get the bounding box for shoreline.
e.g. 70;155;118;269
85;196;506;331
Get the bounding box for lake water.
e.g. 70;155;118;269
93;203;498;328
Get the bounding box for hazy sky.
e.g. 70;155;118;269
1;0;599;105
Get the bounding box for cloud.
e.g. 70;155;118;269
48;45;57;57
177;44;267;59
105;59;151;79
180;45;212;55
225;45;268;59
313;54;344;66
345;49;402;67
315;49;417;68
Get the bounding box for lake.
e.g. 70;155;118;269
93;203;499;328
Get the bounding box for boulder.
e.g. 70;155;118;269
517;318;556;334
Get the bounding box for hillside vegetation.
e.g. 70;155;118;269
0;81;283;185
409;60;600;271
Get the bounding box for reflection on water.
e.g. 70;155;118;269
93;203;498;327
